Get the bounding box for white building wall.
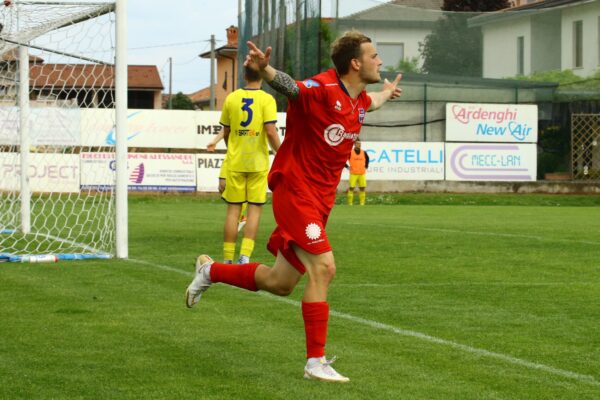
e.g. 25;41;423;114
482;17;532;78
561;1;600;76
362;27;434;69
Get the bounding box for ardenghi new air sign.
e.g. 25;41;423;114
446;103;538;143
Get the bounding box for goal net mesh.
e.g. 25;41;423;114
0;1;117;261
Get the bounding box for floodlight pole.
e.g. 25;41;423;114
18;45;30;234
115;0;128;258
209;34;216;110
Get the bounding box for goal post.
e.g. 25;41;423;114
115;0;127;259
0;0;127;262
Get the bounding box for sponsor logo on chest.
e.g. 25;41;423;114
323;124;359;147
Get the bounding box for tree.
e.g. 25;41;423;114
420;0;510;76
385;56;421;73
442;0;510;12
419;15;482;76
169;92;194;110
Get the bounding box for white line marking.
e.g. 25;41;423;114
33;232;107;253
333;282;598;288
344;222;600;246
128;257;600;388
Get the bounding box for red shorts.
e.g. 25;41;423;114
267;180;332;274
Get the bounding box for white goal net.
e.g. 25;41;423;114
0;1;121;262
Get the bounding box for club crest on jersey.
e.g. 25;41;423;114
323;124;359;146
358;108;365;123
335;100;342;111
302;79;320;88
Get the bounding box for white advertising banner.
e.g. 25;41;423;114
195;153;226;192
81;109;220;149
80;152;115;190
446;103;538;143
81;152;197;192
81;109;287;150
341;142;445;181
0;107;81;146
0;152;79;192
445;143;537;181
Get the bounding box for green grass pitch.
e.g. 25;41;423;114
1;193;599;399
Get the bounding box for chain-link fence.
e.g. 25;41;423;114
239;0;322;82
572;114;600;180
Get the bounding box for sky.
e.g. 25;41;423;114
127;0;239;95
125;0;383;94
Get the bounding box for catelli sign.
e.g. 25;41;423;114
446;103;538;143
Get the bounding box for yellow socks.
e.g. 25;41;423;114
359;191;366;205
240;238;255;258
347;190;354;205
223;242;236;263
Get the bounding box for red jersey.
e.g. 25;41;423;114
268;68;372;210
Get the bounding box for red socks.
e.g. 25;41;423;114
209;262;259;292
302;301;329;358
209;264;329;358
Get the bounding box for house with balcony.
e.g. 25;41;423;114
470;0;600;79
193;25;239;110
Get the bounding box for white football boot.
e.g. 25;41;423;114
237;255;250;264
303;356;349;383
185;255;213;308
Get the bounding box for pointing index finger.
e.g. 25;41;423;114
247;41;261;54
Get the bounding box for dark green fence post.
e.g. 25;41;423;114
423;83;428;142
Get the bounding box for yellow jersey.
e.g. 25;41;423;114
219;88;277;172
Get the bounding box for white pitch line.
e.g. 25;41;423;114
33;232;106;253
344;222;600;246
127;257;600;388
333;282;598;288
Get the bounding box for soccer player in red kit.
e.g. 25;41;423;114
185;30;402;382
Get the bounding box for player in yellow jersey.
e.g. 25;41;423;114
219;65;281;264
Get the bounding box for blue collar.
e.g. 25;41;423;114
337;75;351;98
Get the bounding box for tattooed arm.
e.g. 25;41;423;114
245;41;299;100
269;70;299;99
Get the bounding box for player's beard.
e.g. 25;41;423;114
360;69;381;84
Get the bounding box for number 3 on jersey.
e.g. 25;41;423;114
240;98;254;127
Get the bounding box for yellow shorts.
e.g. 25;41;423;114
222;170;268;204
349;173;367;188
219;158;228;179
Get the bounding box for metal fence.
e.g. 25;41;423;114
572;114;600;180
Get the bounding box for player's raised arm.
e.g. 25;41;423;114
245;41;299;100
367;74;403;111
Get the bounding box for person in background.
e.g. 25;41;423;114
347;138;369;205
